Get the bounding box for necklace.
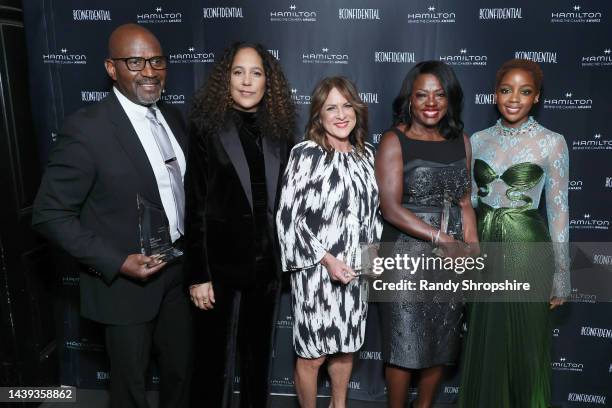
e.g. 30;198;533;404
496;116;539;137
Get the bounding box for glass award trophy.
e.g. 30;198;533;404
355;243;380;278
137;194;183;262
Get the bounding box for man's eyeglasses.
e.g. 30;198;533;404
111;56;168;71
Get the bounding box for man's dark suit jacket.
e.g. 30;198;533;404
32;92;188;325
183;117;292;287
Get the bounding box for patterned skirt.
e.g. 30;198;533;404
290;265;368;359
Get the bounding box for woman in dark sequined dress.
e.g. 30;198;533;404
375;61;478;408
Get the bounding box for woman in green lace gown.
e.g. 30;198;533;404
459;59;569;407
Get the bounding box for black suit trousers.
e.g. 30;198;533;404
105;263;193;408
190;276;279;408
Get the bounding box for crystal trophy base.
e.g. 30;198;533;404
137;194;183;263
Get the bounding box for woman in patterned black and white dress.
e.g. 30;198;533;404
277;77;382;408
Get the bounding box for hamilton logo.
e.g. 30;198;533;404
569;213;610;230
43;48;87;64
568;179;583;191
407;5;456;23
552;357;584;372
137;6;182;23
581;48;612;67
270;4;317;22
572;132;612;150
290;88;311;105
544;91;593;110
302;47;349;64
551;5;603;23
160;92;185;105
439;48;487;66
168;47;214;64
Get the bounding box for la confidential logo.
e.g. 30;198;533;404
551;5;603;23
270;377;294;387
137;6;182;24
543;91;592;110
514;51;558;64
359;92;379;104
407;5;455;23
572;133;612;151
96;371;110;380
474;92;496;105
290;88;311;105
439;49;487;66
593;253;612;265
581;48;612;67
203;7;243;18
606;177;612;189
270;5;316;22
570;213;610;230
374;51;415;63
323;380;361;390
479;7;522;19
168;47;214;64
72;9;111;21
302;48;349;64
567;393;606;405
581;326;612;338
81;90;109;103
267;49;280;60
339;8;380;20
358;350;382;360
42;48;86;64
372;133;382;144
444;386;459;395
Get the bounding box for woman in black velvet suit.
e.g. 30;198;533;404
184;42;295;408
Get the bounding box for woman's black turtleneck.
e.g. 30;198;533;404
232;109;273;278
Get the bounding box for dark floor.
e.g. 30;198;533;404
40;389;456;407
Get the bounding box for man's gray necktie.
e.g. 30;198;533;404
146;107;185;235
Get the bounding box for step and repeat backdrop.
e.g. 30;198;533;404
23;0;611;406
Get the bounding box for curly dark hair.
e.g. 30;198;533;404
305;76;368;155
392;61;464;140
189;42;295;140
495;58;544;91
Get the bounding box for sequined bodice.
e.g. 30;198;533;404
389;128;469;208
405;160;469;207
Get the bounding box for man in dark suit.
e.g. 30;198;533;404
32;24;192;408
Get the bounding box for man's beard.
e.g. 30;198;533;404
136;89;161;104
135;80;162;105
